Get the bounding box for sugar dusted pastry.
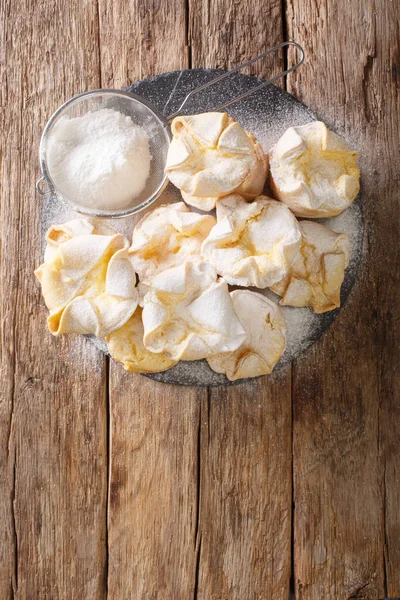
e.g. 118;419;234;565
35;218;138;337
165;113;268;211
270;220;350;313
269;121;360;218
106;308;176;373
139;261;247;361
207;290;286;381
201;194;301;288
129;202;215;283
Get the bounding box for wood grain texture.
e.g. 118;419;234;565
107;373;202;598
286;1;400;598
189;3;293;598
1;0;399;598
97;2;204;598
0;1;108;598
98;0;188;88
189;0;284;77
195;376;292;600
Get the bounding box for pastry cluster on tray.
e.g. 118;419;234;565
35;114;359;381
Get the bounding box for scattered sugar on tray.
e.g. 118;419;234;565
262;288;316;362
228;89;316;154
322;201;364;270
47;108;152;210
42;71;365;386
280;305;317;362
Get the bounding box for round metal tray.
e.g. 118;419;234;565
42;68;364;386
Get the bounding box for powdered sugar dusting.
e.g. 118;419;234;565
230;92;315;155
281;305;316;360
323;201;364;273
41;69;364;386
47;108;151;210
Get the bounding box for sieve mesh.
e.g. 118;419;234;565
39;90;171;218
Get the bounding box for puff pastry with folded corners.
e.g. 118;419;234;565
139;261;247;361
129;202;215;283
207;290;286;381
106;308;177;373
269;121;360;218
35;218;138;337
165;113;268;211
201;194;301;288
270;220;350;313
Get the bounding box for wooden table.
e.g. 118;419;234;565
1;1;399;599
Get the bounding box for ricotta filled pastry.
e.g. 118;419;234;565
201;194;301;288
270;220;350;313
207;290;286;381
139;261;247;361
269;121;360;218
129;201;216;283
106;308;177;373
35;218;138;337
165;112;268;211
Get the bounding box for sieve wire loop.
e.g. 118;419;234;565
36;176;52;196
166;41;304;123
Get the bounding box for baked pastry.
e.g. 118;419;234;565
165;112;268;211
139;261;247;361
106;308;177;373
269;121;360;218
207;290;286;381
35;218;138;336
129;201;215;283
201;194;301;288
270;220;350;313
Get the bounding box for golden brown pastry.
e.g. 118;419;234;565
129;201;215;283
269;121;360;217
207;290;286;381
201;194;301;288
270;220;350;313
165;113;268;211
139;261;247;361
106;308;177;373
35;218;138;336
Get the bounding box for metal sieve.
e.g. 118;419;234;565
36;41;304;219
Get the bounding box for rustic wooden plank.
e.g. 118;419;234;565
195;376;292;600
287;1;400;598
0;0;20;593
98;0;188;88
189;0;284;78
0;1;108;598
189;3;293;598
107;373;202;598
98;2;204;597
2;2;397;600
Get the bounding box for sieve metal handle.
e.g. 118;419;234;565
166;41;304;123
